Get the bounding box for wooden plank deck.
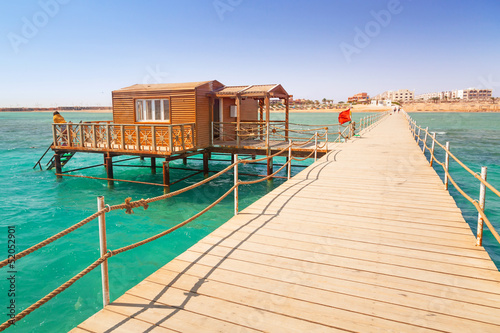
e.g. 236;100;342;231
72;114;500;332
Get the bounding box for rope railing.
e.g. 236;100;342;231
403;110;500;247
1;114;394;331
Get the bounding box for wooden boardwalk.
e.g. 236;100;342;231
73;114;500;332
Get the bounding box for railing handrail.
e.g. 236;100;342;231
403;110;500;248
59;122;197;126
409;118;500;198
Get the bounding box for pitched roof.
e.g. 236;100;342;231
114;81;218;92
215;84;289;98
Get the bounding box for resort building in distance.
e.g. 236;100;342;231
415;88;493;101
347;92;369;103
373;89;415;103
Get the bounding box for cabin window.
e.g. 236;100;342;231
135;99;170;122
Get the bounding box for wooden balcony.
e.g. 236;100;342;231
52;122;196;156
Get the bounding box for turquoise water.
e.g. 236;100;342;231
3;111;497;332
0;111;360;332
409;112;500;266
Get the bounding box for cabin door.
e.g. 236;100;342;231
213;99;221;139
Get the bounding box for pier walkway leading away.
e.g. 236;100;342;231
73;114;500;332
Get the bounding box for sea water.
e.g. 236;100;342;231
0;111;351;332
0;111;498;332
409;112;500;265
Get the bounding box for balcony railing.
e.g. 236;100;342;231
52;122;196;154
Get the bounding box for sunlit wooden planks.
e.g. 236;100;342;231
72;114;500;332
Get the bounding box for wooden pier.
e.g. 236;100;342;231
72;114;500;332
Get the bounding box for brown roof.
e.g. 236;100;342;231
215;84;289;98
114;81;218;92
215;86;251;95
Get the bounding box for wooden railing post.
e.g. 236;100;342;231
80;124;84;148
234;154;239;216
422;127;428;153
97;196;110;307
314;132;318;162
67;124;72;147
430;133;436;166
105;124;110;149
135;125;140;151
52;124;57;147
92;124;97;148
151;125;156;152
444;142;450;190
325;129;329;151
266;122;270;150
287;140;292;180
120;125;125;150
476;166;488;246
181;125;186;151
169;126;174;153
211;122;214;146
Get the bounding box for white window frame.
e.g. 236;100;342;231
135;99;170;122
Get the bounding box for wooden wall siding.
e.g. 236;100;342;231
195;82;218;148
112;97;135;124
112;90;195;125
222;97;236;122
240;98;259;121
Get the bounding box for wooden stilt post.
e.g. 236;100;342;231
231;153;235;164
150;157;156;175
105;155;114;187
259;99;264;141
265;95;270;150
54;153;62;178
267;149;273;177
163;160;170;193
203;151;209;177
236;95;242;147
183;157;187;165
476;166;488;246
140;156;144;161
97;196;110;307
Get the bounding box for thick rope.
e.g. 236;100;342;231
240;145;291;164
239;161;290;185
0;253;110;332
433;139;500;198
292;149;316;162
123;197;149;214
0;208;108;270
110;185;236;256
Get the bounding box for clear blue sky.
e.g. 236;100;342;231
1;0;499;107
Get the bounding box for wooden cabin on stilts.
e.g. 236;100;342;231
46;80;329;189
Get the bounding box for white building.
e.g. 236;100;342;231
374;89;414;102
416;88;492;101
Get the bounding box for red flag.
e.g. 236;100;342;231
338;108;351;125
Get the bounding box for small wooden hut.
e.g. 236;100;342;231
52;80;291;155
